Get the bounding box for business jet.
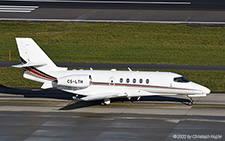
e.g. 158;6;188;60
12;38;211;106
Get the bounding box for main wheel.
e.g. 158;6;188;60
101;98;111;105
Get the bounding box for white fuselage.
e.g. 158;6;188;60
47;69;210;98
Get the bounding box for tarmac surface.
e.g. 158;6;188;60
0;85;224;140
1;0;225;23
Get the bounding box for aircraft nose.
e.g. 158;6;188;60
202;86;211;94
197;85;211;94
191;82;211;94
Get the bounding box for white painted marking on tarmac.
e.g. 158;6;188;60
0;5;38;8
0;8;35;10
0;10;32;13
0;5;39;13
1;18;225;25
5;0;191;5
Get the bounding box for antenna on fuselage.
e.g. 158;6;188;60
128;67;132;71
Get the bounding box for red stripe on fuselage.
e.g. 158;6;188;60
27;68;56;81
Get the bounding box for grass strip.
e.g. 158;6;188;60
0;22;224;66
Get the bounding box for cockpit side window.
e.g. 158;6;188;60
174;77;190;83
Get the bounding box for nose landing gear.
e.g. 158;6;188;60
187;96;194;106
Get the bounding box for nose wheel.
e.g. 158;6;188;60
188;101;193;106
187;97;194;106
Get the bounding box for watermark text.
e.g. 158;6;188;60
173;134;222;140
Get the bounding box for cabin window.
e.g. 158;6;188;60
139;79;143;83
133;78;136;83
126;78;130;83
146;79;149;84
174;77;190;83
120;78;123;83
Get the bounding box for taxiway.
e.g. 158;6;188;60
0;0;225;24
0;86;224;140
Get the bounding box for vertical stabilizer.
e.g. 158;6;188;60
14;38;67;83
16;38;58;71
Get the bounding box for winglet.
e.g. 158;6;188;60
128;67;132;71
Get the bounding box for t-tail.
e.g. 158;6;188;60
13;38;67;85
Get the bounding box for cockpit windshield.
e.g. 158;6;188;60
173;77;190;83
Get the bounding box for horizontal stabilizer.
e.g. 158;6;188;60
81;93;127;101
12;62;46;68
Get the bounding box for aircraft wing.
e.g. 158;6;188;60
80;90;178;101
80;93;127;101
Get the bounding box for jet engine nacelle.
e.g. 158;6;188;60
56;74;91;89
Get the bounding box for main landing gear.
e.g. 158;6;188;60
101;96;142;106
101;98;110;105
